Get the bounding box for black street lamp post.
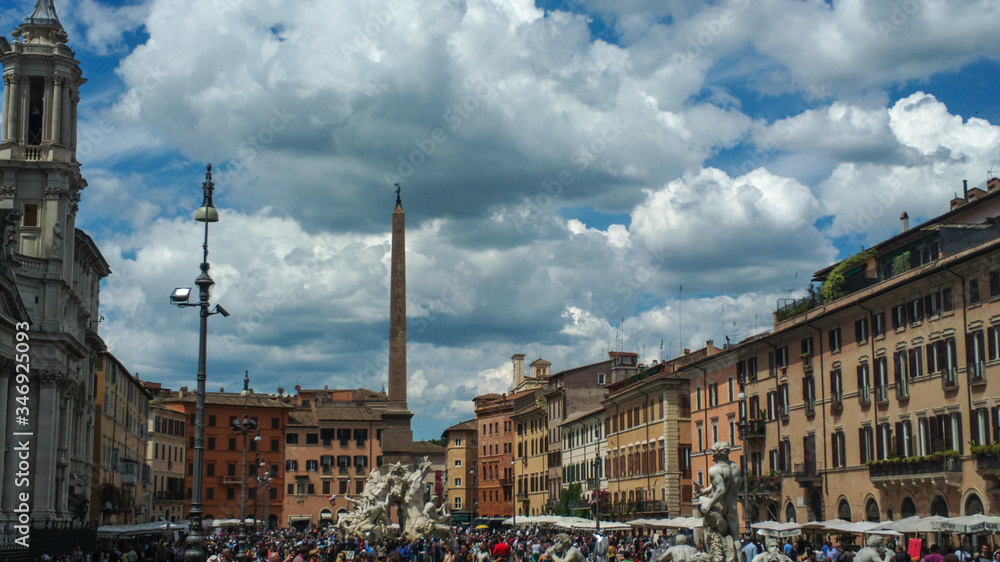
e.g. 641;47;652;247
232;372;260;561
172;165;229;562
591;454;602;533
737;373;751;544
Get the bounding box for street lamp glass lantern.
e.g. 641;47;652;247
195;204;219;223
737;391;746;401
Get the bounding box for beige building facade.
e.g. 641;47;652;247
442;420;478;522
93;351;152;525
734;184;1000;523
603;361;694;520
147;403;187;523
513;391;548;517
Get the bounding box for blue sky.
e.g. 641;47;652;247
4;0;999;440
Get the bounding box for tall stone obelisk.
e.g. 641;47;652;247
381;185;414;464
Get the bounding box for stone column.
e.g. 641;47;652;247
42;78;54;144
69;88;78;152
9;77;20;143
51;77;63;145
2;76;11;142
33;371;61;521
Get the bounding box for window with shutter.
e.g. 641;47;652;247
929;416;942;452
855;318;869;343
859;428;867;464
992;406;1000;444
876;425;885;460
971;408;983;446
896;422;908;457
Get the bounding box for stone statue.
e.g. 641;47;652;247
853;535;892;562
751;538;793;562
338;456;451;541
655;534;698;562
696;442;742;562
0;208;22;270
543;533;585;562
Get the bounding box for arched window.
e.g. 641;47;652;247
785;502;796;522
964;494;984;516
865;498;880;522
930;496;949;517
900;497;916;519
838;499;852;522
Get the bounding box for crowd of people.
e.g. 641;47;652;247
38;524;1000;562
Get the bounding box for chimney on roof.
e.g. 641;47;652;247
964;180;969;202
900;212;909;232
684;348;690;355
219;387;224;393
512;354;525;388
988;177;1000;192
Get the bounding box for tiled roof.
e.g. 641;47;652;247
444;419;477;433
409;441;446;454
165;393;294;409
353;388;388;402
314;404;382;422
559;406;604;427
288;410;318;427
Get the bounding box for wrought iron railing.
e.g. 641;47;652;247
975;452;1000;472
868;456;960;478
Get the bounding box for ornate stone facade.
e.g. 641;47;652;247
0;1;110;525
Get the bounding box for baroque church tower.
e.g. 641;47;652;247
0;1;110;525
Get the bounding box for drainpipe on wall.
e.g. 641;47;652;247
945;268;974;465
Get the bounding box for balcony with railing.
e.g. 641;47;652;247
745;473;782;499
874;385;889;405
974;449;1000;473
869;454;961;488
895;380;909;399
744;419;767;440
794;462;821;486
942;368;958;389
154;491;186;501
967;362;986;386
118;459;139;485
858;386;871;406
830;390;843;412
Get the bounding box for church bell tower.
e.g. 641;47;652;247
1;0;87;262
0;1;108;525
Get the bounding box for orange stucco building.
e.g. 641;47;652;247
165;390;293;527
